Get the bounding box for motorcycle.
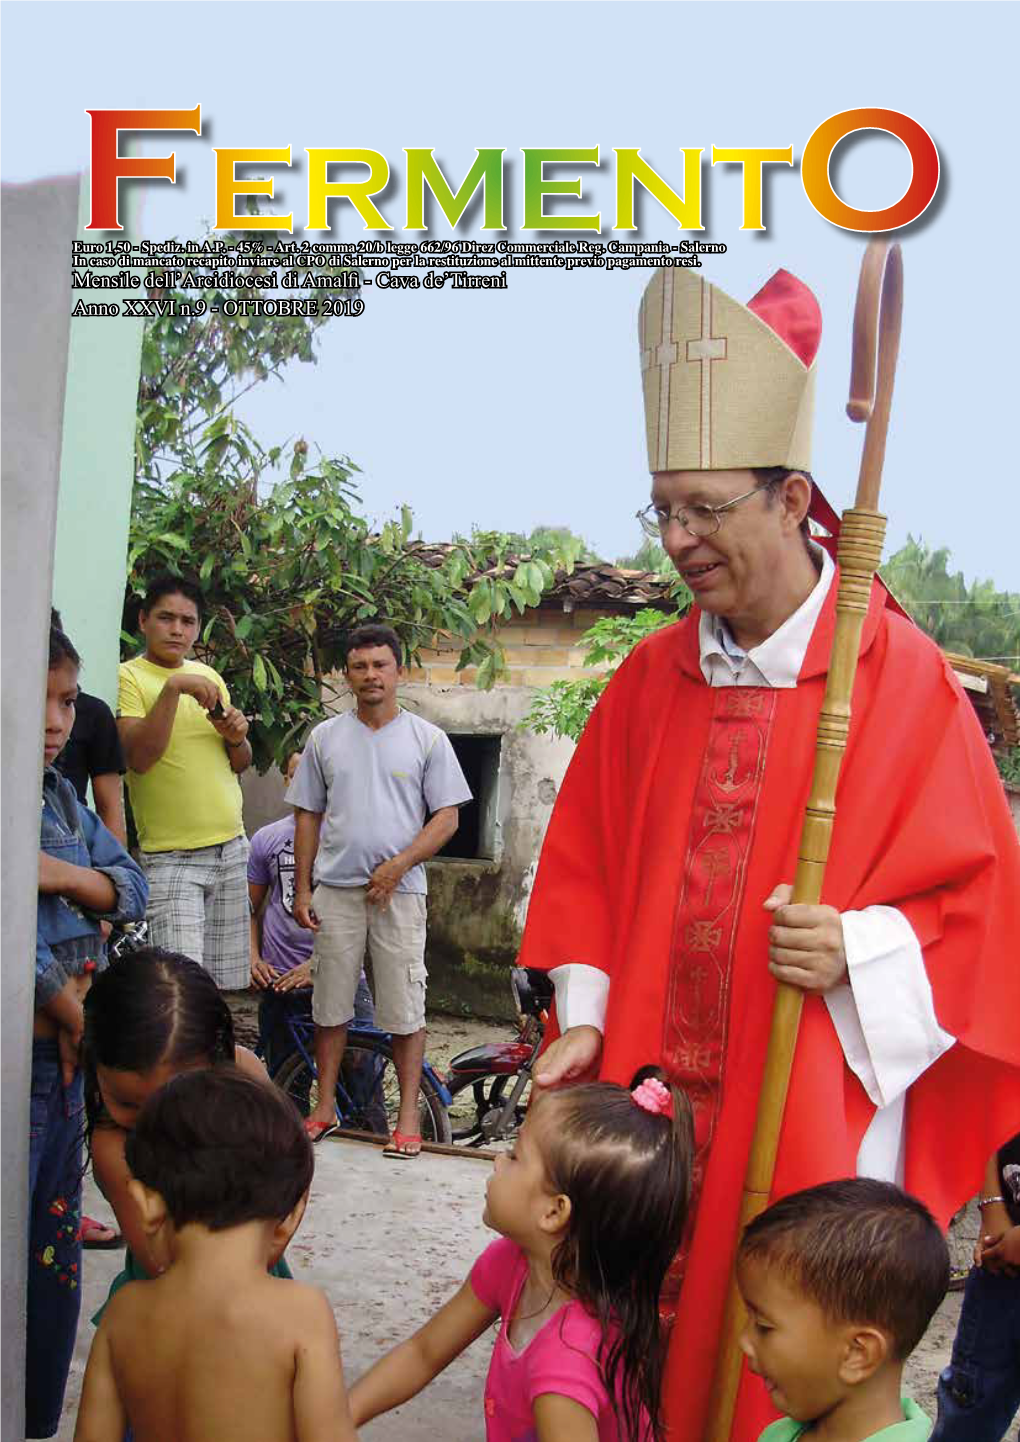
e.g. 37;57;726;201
445;967;553;1146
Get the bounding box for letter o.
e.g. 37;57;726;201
222;299;240;316
802;109;939;232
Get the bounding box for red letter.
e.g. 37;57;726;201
86;106;202;231
801;109;939;233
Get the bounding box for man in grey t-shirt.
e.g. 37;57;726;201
290;623;471;1155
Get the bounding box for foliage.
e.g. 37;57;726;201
615;535;673;573
456;525;601;565
881;538;1019;670
997;747;1020;787
523;608;684;742
525;526;603;564
127;227;579;771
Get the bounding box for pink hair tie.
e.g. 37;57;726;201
631;1078;673;1118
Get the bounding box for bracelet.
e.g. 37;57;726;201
977;1195;1006;1208
225;737;247;750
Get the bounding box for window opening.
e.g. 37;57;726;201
437;733;502;861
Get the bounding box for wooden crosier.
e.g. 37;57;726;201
703;240;903;1442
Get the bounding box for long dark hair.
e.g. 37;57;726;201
538;1069;694;1440
82;948;235;1140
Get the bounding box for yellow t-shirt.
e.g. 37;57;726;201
117;656;244;853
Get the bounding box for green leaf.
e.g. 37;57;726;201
252;654;267;691
468;581;492;626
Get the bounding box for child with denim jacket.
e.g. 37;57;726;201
29;624;147;1438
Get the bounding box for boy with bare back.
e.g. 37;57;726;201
74;1067;357;1442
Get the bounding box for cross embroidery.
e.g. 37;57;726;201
687;963;708;1025
727;691;765;718
685;920;722;954
703;802;743;835
700;848;731;907
640;270;679;471
686;281;727;467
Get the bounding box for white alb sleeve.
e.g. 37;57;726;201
823;905;955;1110
548;964;610;1034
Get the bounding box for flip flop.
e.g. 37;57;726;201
303;1116;339;1144
80;1215;122;1250
382;1130;422;1160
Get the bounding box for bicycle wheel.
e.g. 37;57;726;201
274;1038;452;1145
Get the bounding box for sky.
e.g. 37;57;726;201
3;0;1018;592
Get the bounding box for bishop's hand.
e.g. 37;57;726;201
764;883;848;993
532;1025;602;1090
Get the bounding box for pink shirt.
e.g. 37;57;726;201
469;1238;650;1442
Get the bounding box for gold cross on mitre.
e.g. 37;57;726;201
638;269;818;474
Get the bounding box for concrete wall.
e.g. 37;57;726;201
1;174;81;1442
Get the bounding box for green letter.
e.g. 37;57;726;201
522;147;600;231
405;148;506;230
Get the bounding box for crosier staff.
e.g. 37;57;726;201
705;240;904;1442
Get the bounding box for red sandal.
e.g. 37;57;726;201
80;1215;122;1249
382;1130;422;1159
303;1115;339;1144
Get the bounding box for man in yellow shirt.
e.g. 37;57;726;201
117;575;252;988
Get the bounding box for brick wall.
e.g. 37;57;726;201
412;605;614;689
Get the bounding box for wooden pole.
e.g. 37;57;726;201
703;241;903;1442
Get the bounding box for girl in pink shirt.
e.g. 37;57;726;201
350;1069;694;1441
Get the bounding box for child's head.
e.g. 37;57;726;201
45;622;81;764
486;1070;693;1439
281;748;303;786
737;1178;950;1424
83;948;235;1134
125;1067;313;1238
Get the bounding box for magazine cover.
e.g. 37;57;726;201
3;5;1019;1442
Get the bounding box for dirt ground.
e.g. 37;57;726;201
56;1004;966;1437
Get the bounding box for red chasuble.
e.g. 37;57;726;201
518;576;1020;1442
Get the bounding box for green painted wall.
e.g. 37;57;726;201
52;176;144;708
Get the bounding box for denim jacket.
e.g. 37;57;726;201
37;766;148;1009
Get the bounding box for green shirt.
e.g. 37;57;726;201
758;1397;931;1442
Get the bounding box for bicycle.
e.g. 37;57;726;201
255;986;453;1145
445;967;553;1146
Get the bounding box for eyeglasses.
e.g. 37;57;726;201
636;483;772;540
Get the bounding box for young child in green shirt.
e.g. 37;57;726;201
737;1178;949;1442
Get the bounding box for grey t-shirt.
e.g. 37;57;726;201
286;709;472;894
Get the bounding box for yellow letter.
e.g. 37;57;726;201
405;149;505;231
711;147;792;230
213;147;293;231
614;149;703;231
306;149;392;232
